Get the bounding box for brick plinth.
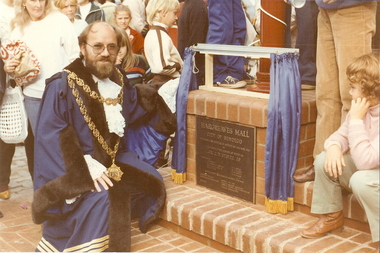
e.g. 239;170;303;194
181;89;371;243
186;89;316;203
159;167;376;253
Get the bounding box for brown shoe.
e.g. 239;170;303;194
301;211;344;238
293;165;315;183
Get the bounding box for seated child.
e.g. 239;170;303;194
116;28;153;86
301;53;379;247
116;27;174;167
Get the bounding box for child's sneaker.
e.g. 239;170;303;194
216;76;246;88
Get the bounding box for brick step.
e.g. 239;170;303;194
158;167;377;253
294;180;370;233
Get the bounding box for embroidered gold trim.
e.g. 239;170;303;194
65;69;124;181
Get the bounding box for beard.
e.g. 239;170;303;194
84;51;116;79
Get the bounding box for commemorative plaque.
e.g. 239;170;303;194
196;116;256;202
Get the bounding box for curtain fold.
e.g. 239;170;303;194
264;53;301;214
171;48;198;184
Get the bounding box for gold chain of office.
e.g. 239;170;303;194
64;69;125;181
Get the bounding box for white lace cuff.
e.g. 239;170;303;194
84;154;108;180
66;155;107;205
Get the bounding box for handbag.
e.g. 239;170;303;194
0;85;28;143
0;40;40;86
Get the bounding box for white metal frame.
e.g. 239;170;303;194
190;43;299;99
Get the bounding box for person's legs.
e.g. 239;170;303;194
0;139;15;199
372;2;380;50
302;152;358;238
295;0;318;86
226;0;246;80
24;96;42;135
333;2;376;122
297;2;376;183
207;0;233;83
313;3;376;158
350;169;379;242
37;190;110;252
311;152;357;213
310;152;343;213
24;120;34;180
313;9;342;158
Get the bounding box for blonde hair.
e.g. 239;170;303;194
11;0;57;32
347;53;380;100
114;4;131;18
145;0;179;25
115;26;137;71
55;0;78;11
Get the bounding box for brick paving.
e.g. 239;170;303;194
1;146;378;252
0;146;220;252
160;167;378;253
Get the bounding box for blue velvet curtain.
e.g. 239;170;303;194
171;48;198;184
264;53;301;214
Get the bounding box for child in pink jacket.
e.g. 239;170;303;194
302;53;379;247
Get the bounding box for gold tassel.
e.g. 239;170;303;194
265;197;294;214
171;168;187;184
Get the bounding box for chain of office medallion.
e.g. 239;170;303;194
64;69;124;159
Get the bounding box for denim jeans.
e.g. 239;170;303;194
24;95;42;135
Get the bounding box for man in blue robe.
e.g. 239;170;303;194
31;21;175;252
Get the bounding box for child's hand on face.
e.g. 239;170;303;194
324;144;345;178
350;97;371;120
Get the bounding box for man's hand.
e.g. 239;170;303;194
93;173;114;192
324;145;345;178
350;97;370;120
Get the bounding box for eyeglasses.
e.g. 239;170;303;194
85;43;119;55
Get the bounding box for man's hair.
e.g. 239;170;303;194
145;0;179;25
347;53;380;100
78;21;123;56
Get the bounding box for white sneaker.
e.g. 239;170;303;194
216;76;246;89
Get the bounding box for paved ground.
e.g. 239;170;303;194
0;146;221;252
1;146;378;253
